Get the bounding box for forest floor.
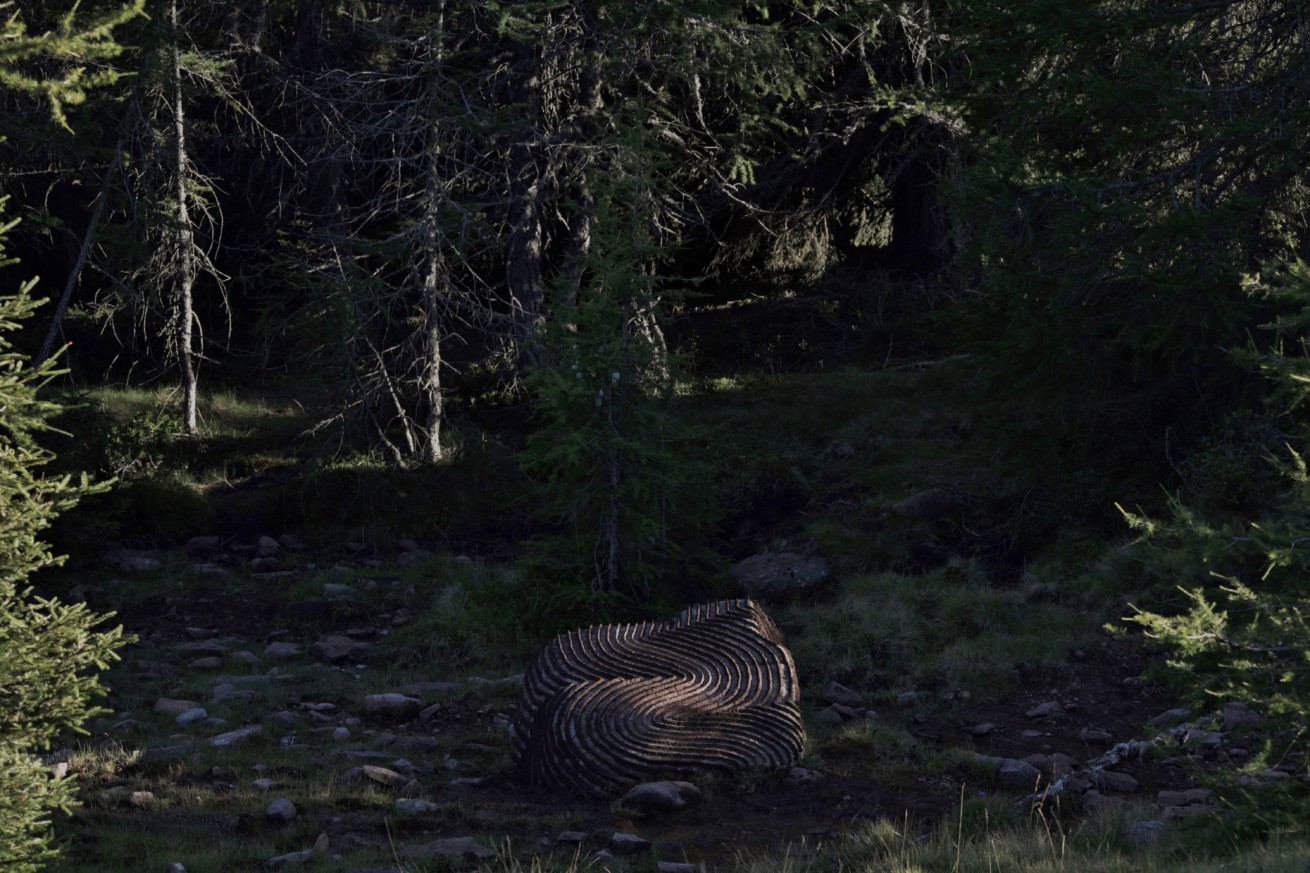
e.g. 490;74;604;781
39;361;1309;872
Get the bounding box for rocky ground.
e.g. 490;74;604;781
47;534;1303;872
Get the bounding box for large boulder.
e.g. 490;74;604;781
512;599;805;797
731;552;829;602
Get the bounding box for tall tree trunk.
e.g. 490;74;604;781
170;0;198;435
415;1;448;464
506;46;545;366
37;138;124;366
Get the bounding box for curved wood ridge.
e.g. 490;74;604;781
511;599;805;796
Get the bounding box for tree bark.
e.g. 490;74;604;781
37;138;124;367
170;0;199;435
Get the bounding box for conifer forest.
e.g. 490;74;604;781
2;2;1309;871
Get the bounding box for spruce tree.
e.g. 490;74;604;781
0;4;139;869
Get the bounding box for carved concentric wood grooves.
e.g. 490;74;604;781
511;599;805;797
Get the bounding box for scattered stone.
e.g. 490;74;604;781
175;707;208;726
1147;707;1191;728
252;778;277;791
310;634;371;663
397;538;420;551
658;863;698;873
398;837;496;862
142;745;190;764
229;650;260;666
785;767;825;786
1095;770;1139;794
208;725;262;747
322;582;358;599
1223;701;1264;731
186;535;221;550
557;831;589;845
1183;729;1224;749
264;711;299;730
165;863;188;873
969;723;996;737
394;798;441;814
730;552;830;602
1025;701;1062;719
266;798;297;823
332;727;351;743
1081;791;1127;814
263;642;302;659
890;489;958;521
996;758;1044;789
1078;728;1113;744
620;781;703;814
154;698;201;716
895;691;924;706
264;849;314;869
184;627;215;640
278;534;305;551
815;706;845;725
108;718;145;737
190;656;224;670
177;641;227;658
103;549;162;572
1158;788;1212;807
395;550;434;567
610;833;652;856
363;693;422;720
821;681;864;708
400;681;461;698
362;765;408;788
258;536;281;557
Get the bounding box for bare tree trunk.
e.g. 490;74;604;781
171;0;198;435
506;48;546;365
37;138;124;366
416;1;448;464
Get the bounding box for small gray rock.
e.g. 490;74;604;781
165;863;188;873
154;698;201;716
363;765;407;788
1078;728;1113;744
1025;701;1062;719
1223;701;1264;731
1095;770;1139;794
363;693;422;720
1158;788;1212;807
996;758;1043;789
264;849;313;869
610;833;652;856
821;680;864;708
398;837;495;861
263;642;302;659
620;781;703;814
208;725;262;747
394;798;441;814
175;707;208;726
266;798;297;823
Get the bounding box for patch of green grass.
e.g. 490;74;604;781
783;558;1086;698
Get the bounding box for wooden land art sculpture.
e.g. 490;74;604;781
511;598;805;797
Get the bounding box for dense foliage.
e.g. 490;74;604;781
0;2;1307;830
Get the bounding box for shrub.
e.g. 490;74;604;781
1;237;129;872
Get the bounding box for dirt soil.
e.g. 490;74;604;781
89;575;1199;869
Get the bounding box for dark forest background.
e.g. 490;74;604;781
3;3;1310;869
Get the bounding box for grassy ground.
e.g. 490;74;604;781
32;361;1308;871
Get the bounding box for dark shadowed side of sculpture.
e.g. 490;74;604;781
511;599;806;797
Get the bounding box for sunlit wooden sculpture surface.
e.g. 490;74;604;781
511;598;805;796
